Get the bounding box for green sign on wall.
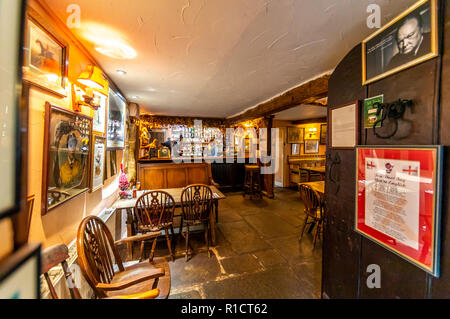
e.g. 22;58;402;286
364;95;383;129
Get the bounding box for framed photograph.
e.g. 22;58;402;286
93;92;107;135
0;0;26;219
41;103;92;215
0;243;41;299
91;136;106;192
107;89;126;150
291;144;300;156
158;148;171;159
23;8;69;97
319;124;327;145
355;146;443;277
362;0;438;85
304;140;320;154
287;127;304;144
329;101;360;149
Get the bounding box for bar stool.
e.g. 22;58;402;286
243;165;263;199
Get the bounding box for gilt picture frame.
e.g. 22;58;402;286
90;135;106;192
287;127;305;144
23;8;69;97
362;0;439;85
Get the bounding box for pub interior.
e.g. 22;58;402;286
0;0;449;301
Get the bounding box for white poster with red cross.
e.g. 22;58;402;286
364;157;420;250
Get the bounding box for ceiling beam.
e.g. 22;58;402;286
291;117;327;125
227;74;330;124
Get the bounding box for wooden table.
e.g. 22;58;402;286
299;167;326;182
298;181;325;195
112;186;226;255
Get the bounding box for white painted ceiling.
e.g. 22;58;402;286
274;104;327;121
46;0;415;118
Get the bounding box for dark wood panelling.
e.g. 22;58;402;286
359;237;427;298
327;44;366;107
323;1;449;299
322;223;361;299
431;0;450;298
323;43;365;299
366;59;437;145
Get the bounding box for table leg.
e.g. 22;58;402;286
307;170;312;182
126;208;134;260
210;202;218;246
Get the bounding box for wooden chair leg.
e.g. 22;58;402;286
205;222;211;258
149;237;157;261
185;225;190;262
299;215;309;241
139;240;145;262
165;228;175;261
313;220;321;250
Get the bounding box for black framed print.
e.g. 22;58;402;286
0;0;26;219
362;0;438;85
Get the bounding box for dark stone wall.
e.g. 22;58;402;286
323;0;449;298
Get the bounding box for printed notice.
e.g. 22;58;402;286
364;157;420;250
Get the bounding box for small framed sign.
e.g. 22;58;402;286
329;101;360;149
355;146;443;277
364;95;384;129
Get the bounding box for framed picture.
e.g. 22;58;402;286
329;101;360;149
0;243;41;299
355;146;443;277
287;127;304;144
304;140;320;154
23;8;69;97
291;144;300;156
158;148;171;159
362;0;438;85
0;0;26;219
319;124;327;145
107;89;126;150
91;136;106;192
41;103;92;215
93;92;107;135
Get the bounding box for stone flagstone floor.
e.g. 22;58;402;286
136;187;322;299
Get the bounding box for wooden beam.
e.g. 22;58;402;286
291;117;327;125
228;74;330;124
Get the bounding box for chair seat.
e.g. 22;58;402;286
139;222;172;233
107;258;171;299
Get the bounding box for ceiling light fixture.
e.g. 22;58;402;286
116;70;127;75
79;22;137;60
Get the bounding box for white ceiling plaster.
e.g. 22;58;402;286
45;0;415;118
274;104;327;121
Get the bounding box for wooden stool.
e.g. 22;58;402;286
243;165;263;199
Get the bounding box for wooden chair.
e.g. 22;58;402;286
41;244;82;299
135;191;176;262
299;184;323;249
180;184;213;261
77;216;171;299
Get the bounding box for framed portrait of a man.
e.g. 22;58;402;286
362;0;438;85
